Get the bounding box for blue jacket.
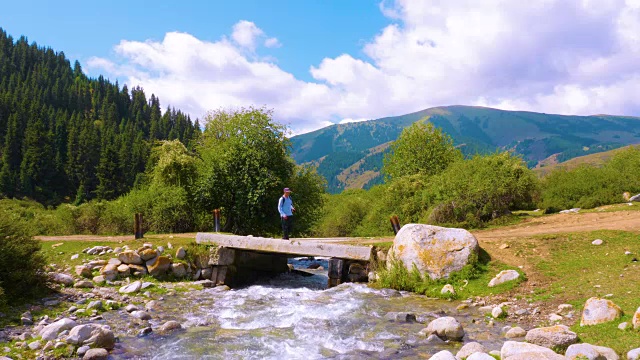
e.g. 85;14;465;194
278;196;294;217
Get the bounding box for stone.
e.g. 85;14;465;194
630;194;640;202
71;254;79;260
43;341;54;351
566;343;619;360
143;243;153;249
84;326;115;350
388;224;479;280
75;265;92;278
633;307;640;329
49;272;74;286
83;348;108;360
99;264;118;280
141;281;155;289
107;258;121;266
506;326;526;338
117;264;130;275
27;340;42;350
131;310;151;320
201;267;213;280
73;280;94;288
558;304;573;315
592;239;604;245
139;248;158;261
119;280;142;294
467;353;495;360
441;284;455;295
628;348;640;360
158;320;182;334
39;318;77;341
77;345;90;356
118;251;143;265
525;325;578;349
500;341;565;360
125;304;139;313
146;256;171;277
492;306;504;318
171;263;187;278
549;313;563;322
384;312;416;322
429;350;457;360
580;297;623;326
21;317;33;325
420;316;464;341
128;264;147;276
488;269;520;287
176;247;186;260
456;342;488;360
66;324;99;345
157;246;165;254
618;322;629;330
87;300;103;310
193;268;201;281
92;275;105;284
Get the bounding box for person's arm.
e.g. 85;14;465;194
278;197;286;217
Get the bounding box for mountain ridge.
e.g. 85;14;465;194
290;105;640;193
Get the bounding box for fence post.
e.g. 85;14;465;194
139;213;144;239
390;215;401;234
134;213;144;239
214;209;220;232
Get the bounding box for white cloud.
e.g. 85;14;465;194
88;2;640;134
339;117;369;124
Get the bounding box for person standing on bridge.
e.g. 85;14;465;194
278;187;295;240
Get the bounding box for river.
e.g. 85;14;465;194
105;258;504;359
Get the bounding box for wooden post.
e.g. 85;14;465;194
214;209;220;232
139;213;144;238
134;213;144;239
393;215;401;233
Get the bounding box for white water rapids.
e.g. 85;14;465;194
109;259;504;359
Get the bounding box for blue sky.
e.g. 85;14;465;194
2;1;640;134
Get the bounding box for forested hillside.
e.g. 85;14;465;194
0;28;200;204
292;106;640;193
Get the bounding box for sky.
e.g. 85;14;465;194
2;0;640;134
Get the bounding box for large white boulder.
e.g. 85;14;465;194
429;350;457;360
119;280;142;294
456;342;487;359
525;325;578;349
40;318;77;341
49;272;74;286
488;270;520;287
388;224;479;280
501;341;565;360
580;297;622;326
419;316;464;341
565;343;619;360
633;306;640;329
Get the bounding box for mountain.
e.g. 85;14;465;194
0;28;201;204
534;144;640;176
290;105;640;192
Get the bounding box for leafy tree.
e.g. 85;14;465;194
149;140;197;189
383;121;462;180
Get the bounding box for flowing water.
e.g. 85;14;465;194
107;259;504;359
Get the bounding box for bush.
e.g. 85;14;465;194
0;217;47;305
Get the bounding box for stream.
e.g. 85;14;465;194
104;258;504;359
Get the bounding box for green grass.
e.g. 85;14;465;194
522;230;640;353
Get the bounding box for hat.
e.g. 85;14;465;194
283;187;291;192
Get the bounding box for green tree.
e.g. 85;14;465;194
383;121;462;180
196;107;296;235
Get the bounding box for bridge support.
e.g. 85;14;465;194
327;258;370;288
209;247;289;287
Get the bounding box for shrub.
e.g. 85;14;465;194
0;217;47;305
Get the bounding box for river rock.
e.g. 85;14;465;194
118;251;143;265
49;272;74;286
492;306;504;318
176;247;186;259
92;275;105;284
388;224;479;280
119;280;142;294
420;316;464;341
580;297;622;326
99;264;118;281
632;307;640;329
27;340;42;350
66;324;99;345
441;284;455;295
87;300;103;310
139;248;158;261
158;320;182;334
384;312;416;322
592;239;604;245
131;310;151;320
40;318;77;341
505;326;526;338
75;265;92;278
628;348;640;360
171;263;187;278
558;304;573;315
77;345;90;356
117;264;130;276
128;264;147;276
488;270;520;287
501;341;565;360
107;258;121;266
84;326;115;350
565;343;618;360
147;256;171;277
457;342;487;359
630;194;640;202
525;325;578;349
73;280;94;288
467;353;495;360
429;350;456;360
83;348;108;360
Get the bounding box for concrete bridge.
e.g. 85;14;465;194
196;233;376;288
